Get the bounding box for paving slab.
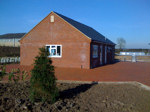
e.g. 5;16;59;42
3;62;150;86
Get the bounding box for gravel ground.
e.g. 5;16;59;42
0;81;150;112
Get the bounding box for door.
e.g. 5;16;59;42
100;45;103;65
105;46;107;64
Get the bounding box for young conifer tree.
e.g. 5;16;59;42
30;47;58;103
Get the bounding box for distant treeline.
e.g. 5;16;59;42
0;46;20;57
115;49;149;54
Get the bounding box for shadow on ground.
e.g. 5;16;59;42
59;82;98;99
111;59;121;64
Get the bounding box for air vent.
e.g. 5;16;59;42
50;15;54;22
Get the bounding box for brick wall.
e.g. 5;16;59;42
90;42;114;68
20;12;91;69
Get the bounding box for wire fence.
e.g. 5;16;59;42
0;57;20;64
115;55;150;62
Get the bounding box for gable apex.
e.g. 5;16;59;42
53;11;91;41
53;11;115;45
20;11;55;43
20;11;115;45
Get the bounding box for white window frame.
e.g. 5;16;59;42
46;44;62;58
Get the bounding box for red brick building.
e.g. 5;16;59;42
20;11;115;69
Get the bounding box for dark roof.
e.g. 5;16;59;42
0;33;26;39
54;12;115;45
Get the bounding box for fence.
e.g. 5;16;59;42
115;55;150;62
0;57;20;64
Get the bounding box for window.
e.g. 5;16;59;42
93;45;98;58
46;45;62;57
50;15;54;22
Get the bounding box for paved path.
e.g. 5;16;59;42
3;62;150;86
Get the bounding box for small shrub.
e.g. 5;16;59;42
8;71;14;82
0;65;6;81
8;68;20;83
22;71;29;81
30;47;59;103
13;74;20;83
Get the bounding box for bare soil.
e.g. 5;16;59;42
0;81;150;112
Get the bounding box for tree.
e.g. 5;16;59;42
117;37;126;50
30;47;59;103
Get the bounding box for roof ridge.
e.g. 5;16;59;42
54;11;115;45
53;11;93;29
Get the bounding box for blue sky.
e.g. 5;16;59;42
0;0;150;48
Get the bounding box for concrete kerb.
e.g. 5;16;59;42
135;82;150;91
57;80;150;91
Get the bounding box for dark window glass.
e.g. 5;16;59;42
57;46;61;56
46;46;50;52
